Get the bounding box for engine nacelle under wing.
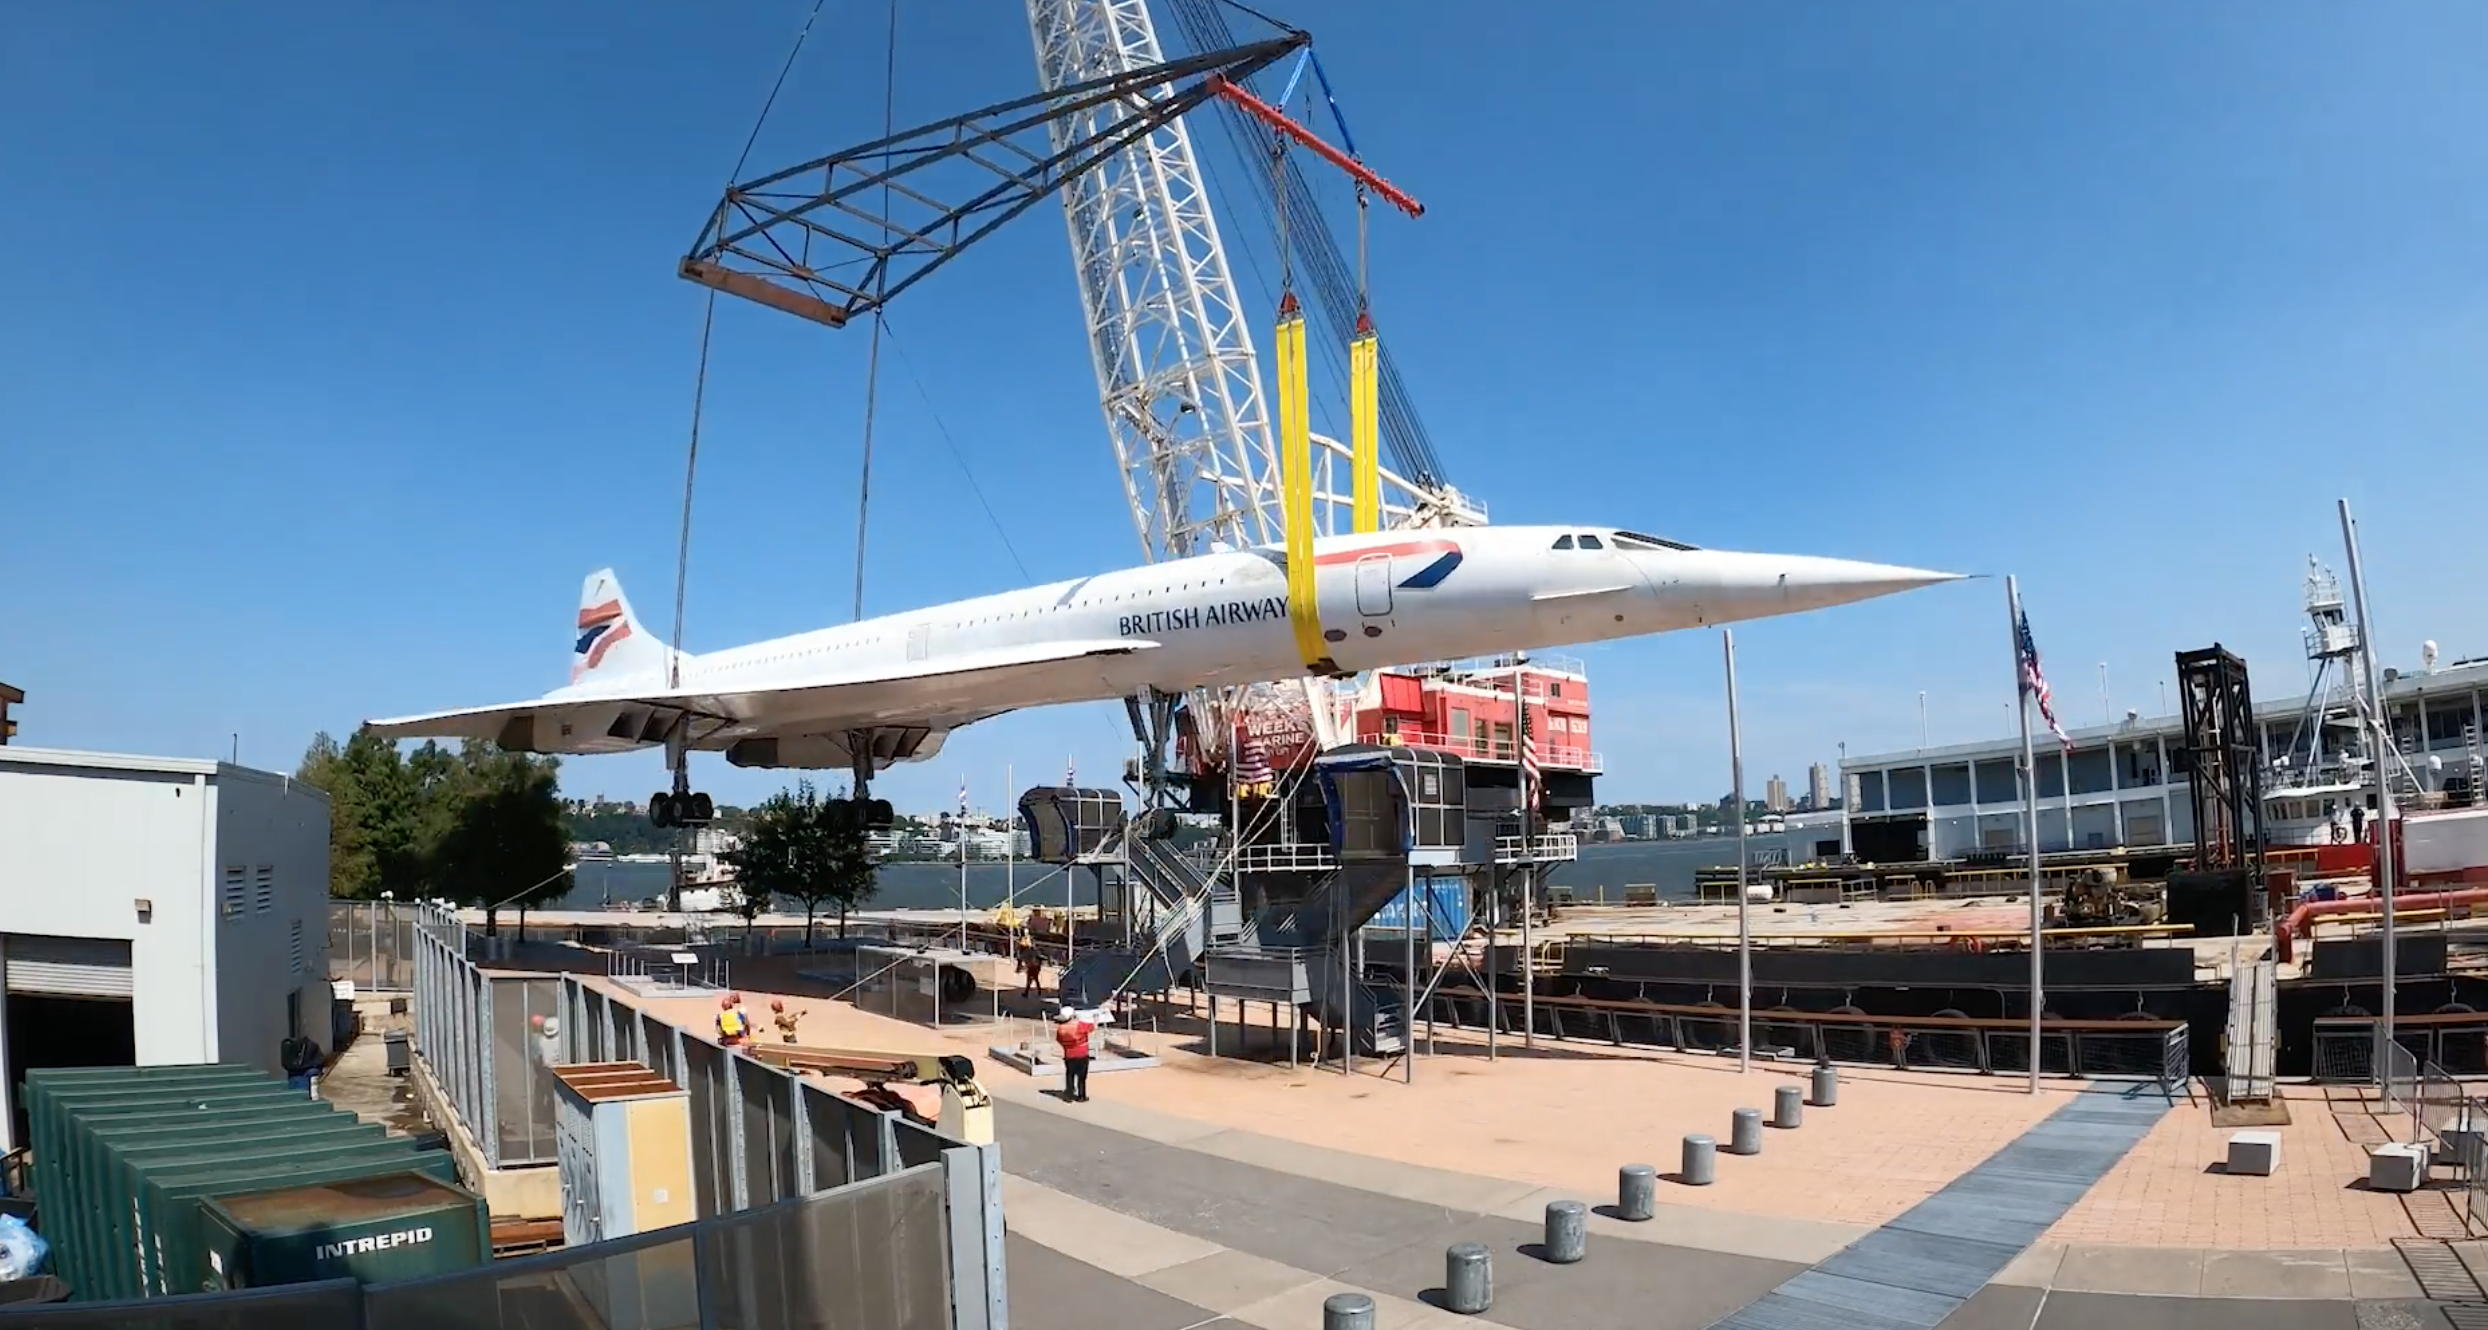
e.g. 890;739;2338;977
725;726;946;771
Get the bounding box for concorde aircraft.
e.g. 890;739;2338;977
363;524;1960;827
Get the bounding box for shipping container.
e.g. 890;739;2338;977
86;1114;389;1297
138;1140;456;1295
21;1065;463;1301
197;1171;487;1289
23;1068;302;1298
1360;875;1473;941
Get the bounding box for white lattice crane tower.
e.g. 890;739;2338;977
1027;0;1478;763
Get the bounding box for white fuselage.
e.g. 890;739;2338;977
536;525;1950;760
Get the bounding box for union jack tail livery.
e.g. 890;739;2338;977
2016;608;2072;750
570;570;668;685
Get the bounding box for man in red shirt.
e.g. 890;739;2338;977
1053;1008;1093;1103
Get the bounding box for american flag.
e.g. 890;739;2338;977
958;778;969;816
2016;608;2072;750
1235;733;1273;789
1518;704;1541;809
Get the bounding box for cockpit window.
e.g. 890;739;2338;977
1550;534;1574;550
1613;530;1698;552
1576;534;1604;550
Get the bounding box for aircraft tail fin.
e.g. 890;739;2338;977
571;569;673;685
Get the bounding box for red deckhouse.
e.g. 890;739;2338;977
1343;654;1599;774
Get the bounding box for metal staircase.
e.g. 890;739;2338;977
1205;859;1417;1056
1056;829;1241;1006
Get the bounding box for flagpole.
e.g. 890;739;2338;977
1724;629;1750;1075
1001;761;1012;1025
2339;499;2396;1077
959;778;970;955
2009;576;2043;1095
1518;653;1536;1051
1066;754;1077;934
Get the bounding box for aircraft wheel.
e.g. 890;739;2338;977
689;792;715;824
650;792;676;828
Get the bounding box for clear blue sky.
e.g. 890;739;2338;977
6;2;2484;811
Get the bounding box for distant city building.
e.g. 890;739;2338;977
1764;775;1790;812
1808;762;1830;811
1620;813;1659;840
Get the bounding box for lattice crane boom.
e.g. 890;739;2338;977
680;33;1304;333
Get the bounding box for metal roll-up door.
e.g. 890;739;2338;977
4;934;134;998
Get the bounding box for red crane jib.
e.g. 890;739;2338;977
1206;75;1424;220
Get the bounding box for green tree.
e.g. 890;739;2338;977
298;730;426;899
430;742;572;936
728;780;879;947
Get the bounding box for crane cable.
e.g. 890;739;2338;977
670;0;837;684
853;0;900;623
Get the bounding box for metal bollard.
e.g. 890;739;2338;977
1445;1242;1493;1314
1731;1107;1763;1156
1774;1083;1804;1129
1617;1163;1657;1221
1543;1199;1587;1264
1681;1134;1716;1185
1323;1292;1376;1330
1810;1063;1839;1107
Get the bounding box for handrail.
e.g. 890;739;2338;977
1562;923;2196;947
1495;833;1579;864
1423;978;2185;1034
1357;728;1600;771
1236;843;1339;873
2312;1011;2488;1030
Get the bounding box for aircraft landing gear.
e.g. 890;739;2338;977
649;728;713;829
649;789;713;829
839;731;896;833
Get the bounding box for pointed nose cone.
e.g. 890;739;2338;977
1672;551;1967;625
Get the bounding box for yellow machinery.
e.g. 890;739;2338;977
2050;867;2168;930
748;1045;994;1145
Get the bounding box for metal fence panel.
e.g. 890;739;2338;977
1;1278;366;1330
644;1011;678;1082
683;1037;726;1218
366;1223;704;1330
489;975;563;1167
699;1162;954;1330
739;1055;794;1206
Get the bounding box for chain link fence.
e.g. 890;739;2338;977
328;899;424;993
2310;1016;2488;1239
1420;982;2190;1095
410;907;564;1167
2310;1013;2488;1086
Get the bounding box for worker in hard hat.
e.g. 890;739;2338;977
1018;933;1045;996
717;992;751;1047
1054;1006;1093;1103
770;997;808;1044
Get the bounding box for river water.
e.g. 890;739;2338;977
563;837;1746;913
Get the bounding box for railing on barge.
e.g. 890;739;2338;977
1413;980;2191;1095
1542;923;2197;963
2310;1010;2488;1082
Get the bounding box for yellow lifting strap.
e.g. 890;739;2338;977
1276;309;1327;671
1350;331;1380;534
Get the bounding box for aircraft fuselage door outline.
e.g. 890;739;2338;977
1354;553;1393;618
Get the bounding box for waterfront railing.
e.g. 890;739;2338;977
1411;980;2191;1096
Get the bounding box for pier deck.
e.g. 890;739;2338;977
593;946;2480;1328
